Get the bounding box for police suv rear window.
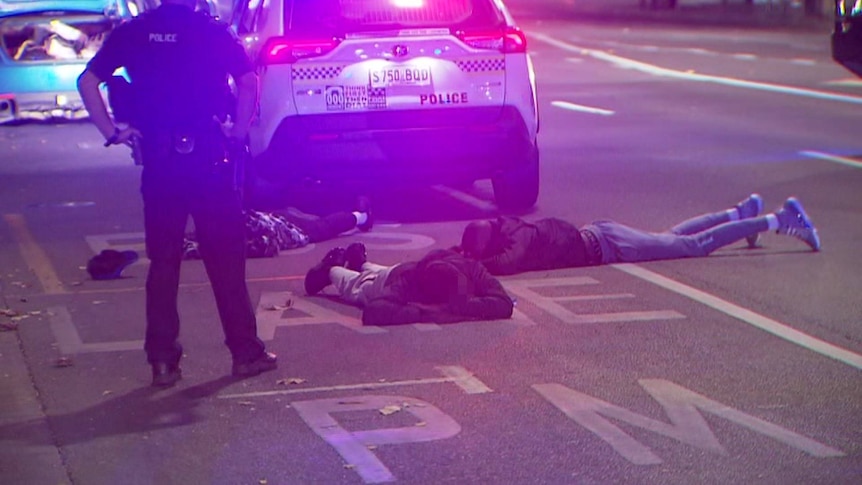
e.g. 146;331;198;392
286;0;503;35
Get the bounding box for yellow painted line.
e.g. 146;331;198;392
3;213;66;294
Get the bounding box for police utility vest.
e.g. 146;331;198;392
100;4;240;132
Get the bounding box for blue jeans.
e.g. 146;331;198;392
585;210;768;264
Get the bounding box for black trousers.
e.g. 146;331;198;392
140;136;265;366
282;211;358;243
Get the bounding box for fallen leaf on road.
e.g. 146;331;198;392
92;301;107;305
343;464;355;470
55;357;73;367
415;421;427;427
276;377;306;385
379;405;402;415
102;390;113;396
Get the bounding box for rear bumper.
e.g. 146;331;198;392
0;91;88;124
254;106;534;185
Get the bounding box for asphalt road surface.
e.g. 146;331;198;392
1;13;861;485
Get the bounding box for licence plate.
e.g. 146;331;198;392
369;66;431;88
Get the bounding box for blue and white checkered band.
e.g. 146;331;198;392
292;66;345;81
456;58;505;73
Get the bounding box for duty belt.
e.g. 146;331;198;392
580;229;603;266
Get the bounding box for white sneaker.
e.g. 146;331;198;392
776;197;821;251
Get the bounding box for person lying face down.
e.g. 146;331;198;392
459;194;820;276
305;245;515;326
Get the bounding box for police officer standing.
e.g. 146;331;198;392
77;0;276;387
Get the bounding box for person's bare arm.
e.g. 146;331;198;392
77;69;140;145
227;71;258;140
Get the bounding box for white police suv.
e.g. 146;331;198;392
232;0;540;210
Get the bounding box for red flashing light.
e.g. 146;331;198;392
260;37;341;65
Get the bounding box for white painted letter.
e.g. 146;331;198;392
292;395;461;483
533;379;844;465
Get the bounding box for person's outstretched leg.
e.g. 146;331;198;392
294;211;359;242
590;215;767;264
688;217;769;255
329;262;395;307
670;194;763;247
692;197;820;254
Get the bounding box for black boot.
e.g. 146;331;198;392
304;247;347;295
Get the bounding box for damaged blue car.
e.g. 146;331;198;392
0;0;155;123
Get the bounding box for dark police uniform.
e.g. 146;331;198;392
85;3;267;372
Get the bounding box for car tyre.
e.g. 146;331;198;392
492;144;539;212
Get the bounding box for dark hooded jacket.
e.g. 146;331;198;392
362;249;514;326
478;216;589;275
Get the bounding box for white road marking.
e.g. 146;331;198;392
292;395;461;484
731;53;757;61
219;365;492;399
505;277;685;325
824;77;862;87
799;150;862;169
531;33;862;105
558;293;635;302
349;231;437;251
437;365;493;394
256;291;380;338
614;264;862;370
551;100;615;116
49;306;142;354
534;379;844;466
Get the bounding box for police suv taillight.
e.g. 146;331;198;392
259;37;341;64
457;26;527;54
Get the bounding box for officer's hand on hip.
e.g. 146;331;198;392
104;126;143;147
214;115;248;143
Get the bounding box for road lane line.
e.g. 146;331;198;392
219;365;491;399
436;365;493;394
219;377;453;399
3;213;66;294
799;150;862;169
49;306;142;354
614;264;862;370
531;33;862;105
824;77;862;87
558;293;635;301
551;100;615;116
